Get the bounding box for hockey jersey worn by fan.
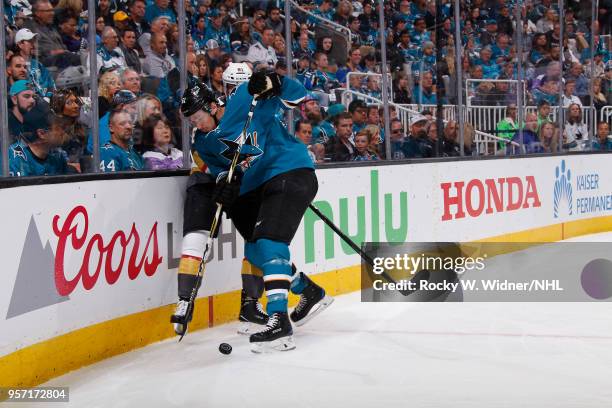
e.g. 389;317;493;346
99;142;144;172
8;140;68;177
192;77;313;194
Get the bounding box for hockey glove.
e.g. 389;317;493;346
247;71;282;100
212;171;242;209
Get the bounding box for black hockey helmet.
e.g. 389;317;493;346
180;78;217;117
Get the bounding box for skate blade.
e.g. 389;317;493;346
294;295;334;327
237;322;265;335
250;336;296;353
174;322;187;336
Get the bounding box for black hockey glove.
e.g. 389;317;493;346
212;171;242;209
247;71;282;100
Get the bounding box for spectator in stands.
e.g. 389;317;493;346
476;46;500;79
229;17;251;55
593;122;612;151
142;115;183;170
304;52;339;92
536;100;552;132
361;53;378;73
135;94;163;137
348;16;363;47
144;33;176;78
247;26;277;69
393;72;411;104
6;55;28;90
111;11;129;33
88;90;139;153
333;0;352;27
120;69;142;95
563;103;589;151
328;112;355;161
195;54;210;85
56;9;83;53
208;63;225;98
529;33;550;66
145;0;177;24
97;70;121;119
97;0;113;25
100;110;144;172
24;0;81;68
272;34;286;62
496;104;518;148
139;15;170;56
8;80;36;143
128;0;150;38
13;29;55;98
295;119;324;164
9;106;69;176
250;12;266;44
538;121;559;153
532;77;559;106
411;18;431;47
120;28;143;73
536;8;556;34
96;27;127;72
441;120;461;156
205;8;230;53
591;77;608;112
481;19;499;47
509;112;542;154
403;114;429;158
364;76;382;99
311;0;333;22
336;47;364;85
50;88;86;168
566;62;589;98
294;32;315;61
353;129;379;161
348;99;367;134
316;36;336;66
389;119;408;160
266;6;284;34
192;14;207;50
412;41;435;76
313;103;344;144
413;71;439;105
561;79;583;107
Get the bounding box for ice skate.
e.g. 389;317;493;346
290;273;334;326
250;312;295;353
170;299;193;336
238;290;269;335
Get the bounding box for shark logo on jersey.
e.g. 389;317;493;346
11;145;27;161
219;131;263;170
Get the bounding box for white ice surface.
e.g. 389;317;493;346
15;233;612;408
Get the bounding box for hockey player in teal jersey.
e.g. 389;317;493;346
99;110;144;172
174;72;333;352
9;107;69;177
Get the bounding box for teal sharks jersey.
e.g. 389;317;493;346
192;77;314;194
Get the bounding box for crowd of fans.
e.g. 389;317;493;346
1;0;611;177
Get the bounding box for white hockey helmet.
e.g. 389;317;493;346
222;63;253;86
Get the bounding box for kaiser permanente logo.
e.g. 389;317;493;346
554;159;612;218
553;159;573;218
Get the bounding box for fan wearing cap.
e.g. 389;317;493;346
87;90;139;153
113;11;130;32
204;8;230;53
402;114;430;158
8;80;37;143
99;109;144;172
8;106;69;177
13;28;56;98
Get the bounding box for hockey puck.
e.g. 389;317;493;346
219;343;232;355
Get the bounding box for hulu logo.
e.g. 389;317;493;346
304;170;408;264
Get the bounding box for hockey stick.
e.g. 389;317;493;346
308;204;428;297
179;98;258;342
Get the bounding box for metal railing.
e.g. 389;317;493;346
341;90;518;156
288;0;352;51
